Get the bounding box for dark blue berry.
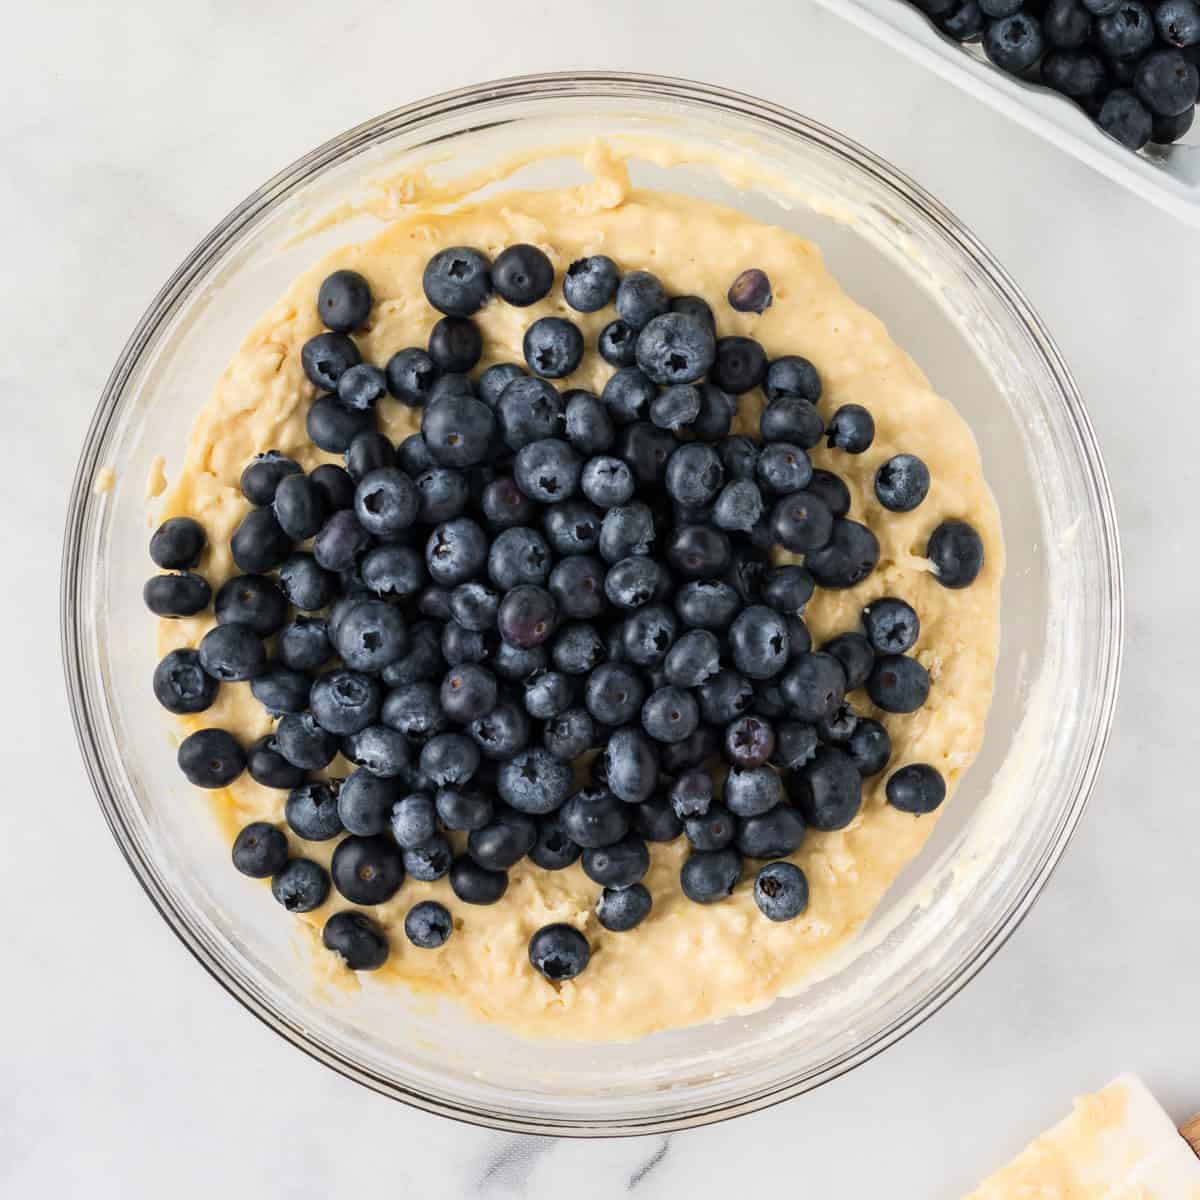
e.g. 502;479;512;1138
323;911;388;970
724;714;776;769
822;632;874;690
271;857;330;912
178;728;245;788
727;268;772;314
1095;2;1154;58
497;746;573;814
648;383;699;431
403;835;452;882
436;786;493;832
497;376;563;450
248;666;312;718
493;244;554;306
529;924;590;981
848;718;892;776
736;804;806;859
581;456;635;508
596;883;652;931
615;270;668;330
230;508;291;574
680;849;742;903
337;768;398;836
542;499;602;557
551;622;606;675
275;712;338;770
524;317;584;379
675;580;740;630
153;649;218;714
440;663;498;724
449;856;508;905
306;395;373;454
422;394;495;468
232;821;288;877
603;726;659;804
564;255;620;312
641;686;699;743
563;389;613;455
875;454;931;512
660;629;718;689
560;787;629;848
697;669;754;725
598;502;656;563
867;654;930;713
929;519;985;588
549;555;606;619
791;745;862;831
344;430;394;482
355;466;421;537
598;319;638;367
753;862;809;921
310;510;368;575
144;571;211;618
301;332;361;390
317;269;371;333
692;383;738;440
711;336;767;394
424;517;487;588
469;808;537;869
1157;0;1200;46
756;443;813;497
771;720;819;771
826;405;875;453
336;362;387;412
1098;88;1154;148
582;834;649;889
670;769;714;820
310;669;381;735
331;834;404;904
479;363;527;408
807;469;851;519
361;544;426;602
979;0;1021;14
771;490;833;553
332;599;407;673
806;519;880;589
863;597;920;654
635;313;716;385
405;900;453;948
513;439;580;503
983;12;1045;72
724;763;783;816
941;0;985;39
345;724;410;779
601;366;656;426
781;652;847;722
666;524;730;580
423;246;491;317
1043;50;1106;97
149;516;206;569
634;797;683;843
286;780;344;841
198;622;265;682
765;356;821;403
727;605;789;681
386;347;439;407
1135;48;1199;115
886;763;947;814
1044;0;1092;46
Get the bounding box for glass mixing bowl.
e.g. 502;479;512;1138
62;73;1122;1135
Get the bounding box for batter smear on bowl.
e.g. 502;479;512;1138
147;142;1003;1040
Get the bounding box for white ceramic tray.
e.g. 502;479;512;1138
817;0;1200;227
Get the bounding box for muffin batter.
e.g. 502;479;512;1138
156;143;1003;1040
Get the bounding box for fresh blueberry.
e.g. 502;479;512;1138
349;468;416;540
386;347;439;407
758;567;812;618
436;786;493;832
928;519;985;588
360;544;426;602
1044;0;1093;46
598;319;639;368
1157;0;1200;46
670;769;714;820
711;336;767;394
635;313;716;386
153;649;219;714
149;517;206;569
616;422;676;488
478;477;534;532
317;269;371;333
634;796;683;843
603;726;659;804
380;621;443;688
250;667;312;716
765;356;822;403
807;469;851;519
863;597;920;655
549;555;607;619
1042;50;1107;97
541;707;593;762
761;397;823;450
423;246;491;317
598;502;656;563
806;519;880;589
337;769;398;836
1098;87;1154;148
724;763;784;817
601;366;656;426
582;834;649;889
724;715;776;769
497;376;564;451
428;372;477;404
560;786;630;848
692;383;738;440
440;663;499;724
726;605;789;681
333;599;407;673
659;629;718;690
493;243;554;306
735;804;806;859
230;507;291;575
449;856;509;905
886;762;947;814
665;525;730;580
198;622;265;683
1152;105;1196;143
513;439;581;503
727;267;773;313
306;394;373;454
336;362;388;412
868;654;931;713
658;722;720;775
310;510;367;575
1135;48;1200;115
551;622;607;675
979;0;1021;14
542;500;602;557
680;848;742;904
781;652;847;722
595;883;652;932
275;712;339;771
826;404;875;454
347;724;412;780
446;582;498;633
144;571;212;618
404;900;453;949
756;443;813;496
381;681;447;741
753;862;809;922
403;835;452;882
816;700;858;745
422;394;495;468
675;581;740;630
423;517;486;589
646;383;698;432
1095;1;1155;58
529;924;591;981
641;686;700;743
847;717;892;776
663;445;724;510
940;0;985;38
707;480;761;534
523;670;574;721
478;363;527;409
344;431;395;483
323;910;389;970
177;728;245;788
496;746;573;815
523;317;584;380
620;604;678;668
563;389;614;456
821;632;875;692
301;332;361;391
331;834;404;905
615;270;668;330
310;669;381;735
770;490;834;553
468;808;537;869
875;454;931;512
771;720;819;771
214;574;286;637
412;467;468;525
271;857;330;913
584;662;645;725
790;745;863;831
231;821;288;878
580;456;635;509
667;294;714;330
715;437;757;483
983;12;1045;72
496;584;557;650
697;669;754;726
285;780;344;841
563;254;620;312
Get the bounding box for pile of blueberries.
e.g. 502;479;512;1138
907;0;1200;150
145;244;983;983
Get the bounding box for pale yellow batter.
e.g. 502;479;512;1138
156;143;1003;1040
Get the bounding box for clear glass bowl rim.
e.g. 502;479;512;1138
61;70;1123;1136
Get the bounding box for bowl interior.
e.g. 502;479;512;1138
65;77;1120;1134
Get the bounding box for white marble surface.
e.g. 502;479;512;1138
5;1;1199;1195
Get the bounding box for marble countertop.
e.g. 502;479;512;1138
7;1;1198;1195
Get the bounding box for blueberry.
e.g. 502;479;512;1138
403;834;453;882
867;654;931;713
979;0;1021;14
697;669;754;725
727;267;773;314
753;862;809;922
334;768;396;837
1152;105;1196;143
770;490;833;553
385;347;439;407
781;652;847;722
177;728;245;788
620;604;678;668
311;510;369;574
725;605;788;682
724;715;777;769
213;575;284;639
1042;50;1106;98
412;466;467;526
247;669;308;721
641;686;700;743
675;580;740;630
306;395;374;454
689;383;736;440
230;507;292;574
449;856;509;905
669;770;714;820
317;269;371;333
379;622;442;689
735;803;806;859
358;544;424;602
560;254;618;312
537;706;591;761
466;806;537;869
423;517;485;588
644;385;696;435
323;910;389;970
771;720;819;771
862;598;919;656
439;663;498;724
1097;87;1154;148
144;571;212;618
927;519;985;589
806;519;880;589
497;376;564;451
601;366;656;426
616;421;676;488
398;900;452;950
724;762;784;816
765;356;822;404
511;439;579;503
309;669;380;736
826;404;875;454
347;469;415;540
423;246;491;317
476;364;524;411
848;718;892;777
578;456;633;509
603;726;659;804
940;0;985;38
551;622;607;675
983;12;1045;72
494;584;555;650
337;362;388;412
635;313;716;386
529;923;591;981
521;670;572;721
807;469;851;520
422;394;496;468
756;443;814;497
874;453;930;512
428;372;477;404
1135;48;1200;115
270;857;330;913
153;649;219;715
198;622;265;683
662;444;724;510
756;567;811;619
436;786;493;832
559;786;629;848
549;556;607;620
598;319;639;368
231;821;288;878
149;516;206;569
821;632;875;692
634;796;683;843
541;500;602;558
275;712;339;771
286;780;344;841
582;834;649;889
521;317;583;379
615;270;668;330
1095;1;1154;58
680;849;742;904
301;332;361;391
1043;0;1092;46
496;746;573;815
759;399;821;452
657;629;717;690
331;834;404;905
886;763;947;815
332;599;407;673
790;745;863;831
599;502;656;563
816;699;859;745
379;683;443;741
1157;0;1200;45
583;662;644;726
240;454;300;510
711;336;767;394
592;882;650;932
271;553;331;613
493;243;554;306
665;525;730;580
563;389;614;456
1082;0;1122;13
477;478;533;533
